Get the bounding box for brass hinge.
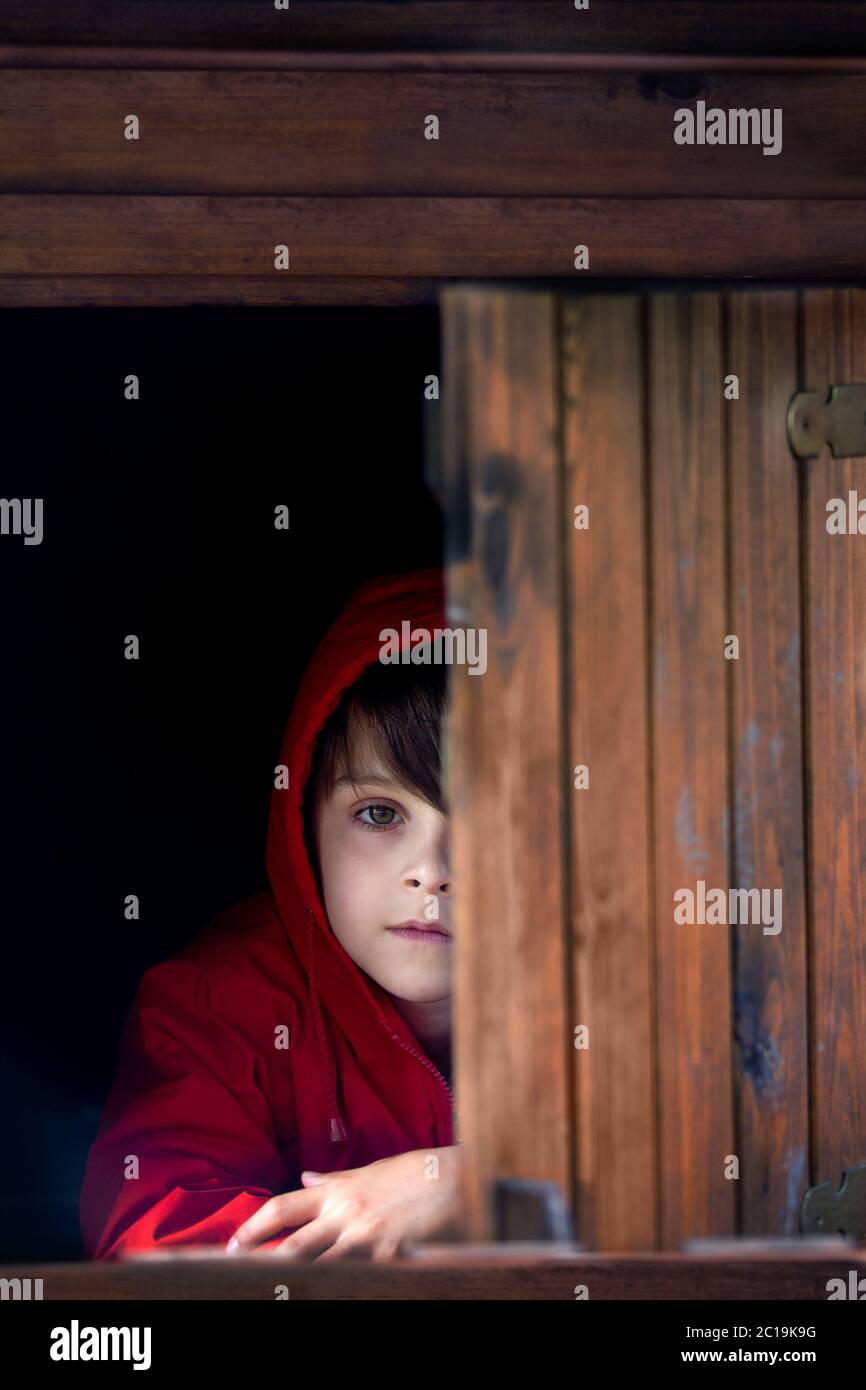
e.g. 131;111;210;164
788;384;866;460
800;1161;866;1242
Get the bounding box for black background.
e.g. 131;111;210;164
0;305;443;1258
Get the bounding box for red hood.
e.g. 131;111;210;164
266;565;451;1148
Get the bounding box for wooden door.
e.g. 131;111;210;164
437;284;866;1250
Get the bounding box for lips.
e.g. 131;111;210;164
386;920;452;943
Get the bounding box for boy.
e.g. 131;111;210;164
79;568;460;1261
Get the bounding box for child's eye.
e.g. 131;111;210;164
354;804;403;831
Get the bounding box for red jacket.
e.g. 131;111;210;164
79;568;455;1259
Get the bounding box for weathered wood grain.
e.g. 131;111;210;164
440;285;571;1241
727;291;810;1234
2;71;864;197
561;293;657;1249
648;292;736;1245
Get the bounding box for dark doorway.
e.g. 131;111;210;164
0;305;442;1259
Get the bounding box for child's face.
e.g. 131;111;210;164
311;730;453;1004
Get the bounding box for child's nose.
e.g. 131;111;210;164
402;871;452;896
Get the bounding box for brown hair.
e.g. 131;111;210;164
303;657;448;875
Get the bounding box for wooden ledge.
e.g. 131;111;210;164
3;1243;865;1299
5;48;866;73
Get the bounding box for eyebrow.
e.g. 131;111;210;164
332;770;403;791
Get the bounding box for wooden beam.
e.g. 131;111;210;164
3;1246;864;1299
1;198;864;281
727;291;810;1233
802;288;866;1193
1;3;865;57
440;285;571;1241
4;48;866;72
3;71;865;198
561;294;657;1249
649;292;736;1245
0;276;444;307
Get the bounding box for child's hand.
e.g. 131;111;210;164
225;1145;462;1261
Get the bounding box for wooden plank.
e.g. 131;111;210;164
4;49;866;73
0;276;443;307
726;291;810;1233
3;71;865;197
439;285;570;1241
1;3;865;57
801;288;866;1193
560;295;656;1250
3;1247;864;1300
649;292;736;1245
1;197;864;278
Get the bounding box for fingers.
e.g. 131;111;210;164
312;1236;402;1263
312;1239;357;1263
226;1188;318;1252
271;1221;343;1262
269;1219;400;1263
300;1170;330;1187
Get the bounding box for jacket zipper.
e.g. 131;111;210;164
388;1028;458;1144
305;904;458;1142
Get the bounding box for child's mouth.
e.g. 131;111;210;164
386;924;453;945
